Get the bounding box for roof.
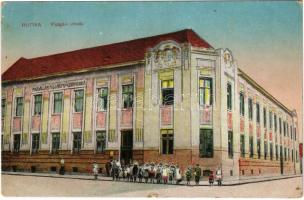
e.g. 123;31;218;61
2;29;213;82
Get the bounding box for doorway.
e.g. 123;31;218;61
120;130;133;165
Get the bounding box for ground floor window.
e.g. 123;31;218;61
161;129;173;155
270;143;273;160
284;147;287;161
32;133;40;153
249;136;253;158
96;131;106;153
199;129;213;158
257;139;261;159
292;149;294;162
73;132;82;153
264;141;268;160
275;144;278;160
240;134;245;158
288;148;290;161
228;131;233;158
13;134;21;153
52;133;60;154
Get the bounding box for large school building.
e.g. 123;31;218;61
1;29;301;180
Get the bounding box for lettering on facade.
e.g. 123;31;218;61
32;80;86;92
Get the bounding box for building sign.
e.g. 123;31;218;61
32;80;86;92
299;143;303;158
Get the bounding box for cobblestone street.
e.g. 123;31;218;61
1;174;303;197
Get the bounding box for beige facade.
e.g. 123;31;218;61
1;29;300;179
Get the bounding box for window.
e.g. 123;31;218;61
227;83;232;110
264;141;268;160
257;139;261;159
97;88;108;111
74;90;84;112
161;129;174;155
199;78;212;106
292;149;294;162
96;131;106;153
2;99;6;118
294;128;296;140
248;98;253;120
52;133;60;154
13;134;20;153
199;129;213;158
274;114;277;132
275;144;278;160
279;118;282;134
53;92;63;114
249;136;253;158
263;107;267;128
33;94;42;115
256;103;260;123
32;133;40;153
284;147;287;161
122;84;134;108
240;135;245;158
288;148;290;161
73;132;82;153
283;122;286;136
15;97;23;116
290;126;293;139
286;123;289;137
239;92;244;116
296;150;298;162
228;131;233;158
270;143;273;160
269;111;272;129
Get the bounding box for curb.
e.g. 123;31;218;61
2;172;301;186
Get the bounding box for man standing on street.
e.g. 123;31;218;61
194;164;201;185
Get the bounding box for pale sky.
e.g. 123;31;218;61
1;1;302;141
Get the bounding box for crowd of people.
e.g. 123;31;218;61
93;160;223;186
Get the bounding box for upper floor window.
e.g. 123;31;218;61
263;107;267;128
97;88;108;111
294;128;296;140
290;126;293;139
274;114;277;132
279;118;282;134
199;78;212;106
256;103;260;123
239;92;244;116
269;111;272;129
53;92;63;114
33;94;42;116
74;90;84;112
122;84;134;108
286;123;289;137
15;97;24;117
248;98;253;120
227;83;232;110
2;99;6;118
283;122;286;136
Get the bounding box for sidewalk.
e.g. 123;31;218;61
2;171;301;186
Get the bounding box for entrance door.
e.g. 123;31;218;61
280;146;284;174
120;130;133;164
